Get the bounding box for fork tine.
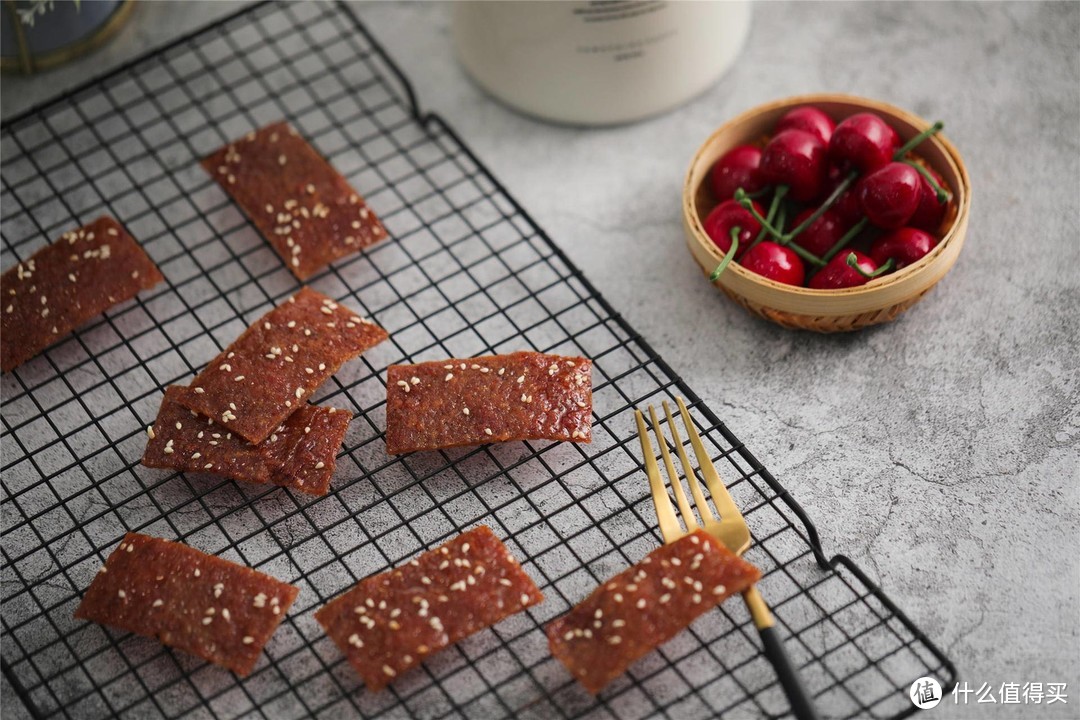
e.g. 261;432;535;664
674;397;743;522
648;405;698;533
635;410;681;543
662;401;716;524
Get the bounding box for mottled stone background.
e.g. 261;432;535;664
3;2;1077;718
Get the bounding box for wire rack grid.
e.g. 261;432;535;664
0;3;956;719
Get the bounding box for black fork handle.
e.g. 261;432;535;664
759;624;820;720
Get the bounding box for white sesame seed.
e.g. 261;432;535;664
613;593;623;602
609;636;622;644
202;617;213;625
713;584;727;595
147;426;156;439
637;598;647;609
612;619;626;628
243;636;254;645
660;593;671;604
484;428;493;436
382;665;396;677
152;599;164;607
463;408;470;415
117;590;126;598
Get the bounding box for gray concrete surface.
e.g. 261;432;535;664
3;2;1078;719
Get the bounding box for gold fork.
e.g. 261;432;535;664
636;397;819;720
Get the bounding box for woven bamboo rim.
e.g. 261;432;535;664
683;93;971;332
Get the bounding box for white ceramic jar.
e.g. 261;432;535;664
452;1;751;126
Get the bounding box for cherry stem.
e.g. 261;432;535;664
847;253;894;278
894;121;944;159
734;189;826;267
822;217;870;262
735;188;787;242
785;236;827;268
742;187;771;200
902;160;950;204
748;187;786;251
709;227;741;281
785;170;858;239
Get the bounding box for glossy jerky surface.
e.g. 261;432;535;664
174;287;386;444
0;216;164;372
315;525;543;692
545;530;761;694
74;533;299;676
142;386;352;496
201;121;388;279
384;351;592;455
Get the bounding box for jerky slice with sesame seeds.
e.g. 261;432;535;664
74;532;299;676
0;216;164;373
141;386;352;496
314;525;543;692
384;351;592;455
172;287;386;444
201;121;389;280
545;529;761;695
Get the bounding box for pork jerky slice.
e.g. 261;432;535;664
202;121;388;280
142;386;352;496
0;216;164;372
315;525;543;692
174;287;386;444
546;529;761;695
385;351;592;454
74;532;299;676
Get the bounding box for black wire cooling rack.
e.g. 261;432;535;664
0;3;956;718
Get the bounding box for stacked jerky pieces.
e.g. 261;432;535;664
142;287;388;495
71;122;393;677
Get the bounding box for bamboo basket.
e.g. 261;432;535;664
683;94;971;332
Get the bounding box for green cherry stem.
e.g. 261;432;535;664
784;237;827;268
709;227;741;281
893;121;944;159
784;170;858;239
749;187;787;249
735;188;787;242
847;253;895;278
902;160;950;203
822;217;870;262
735;189;826;267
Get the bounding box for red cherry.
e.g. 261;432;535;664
907;165;949;232
808;251;879;289
870;228;938;269
829;112;899;173
740;241;805;286
858;162;921;229
759;129;828;203
790;208;846;258
710;145;764;201
703;199;764;258
776;106;836;145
